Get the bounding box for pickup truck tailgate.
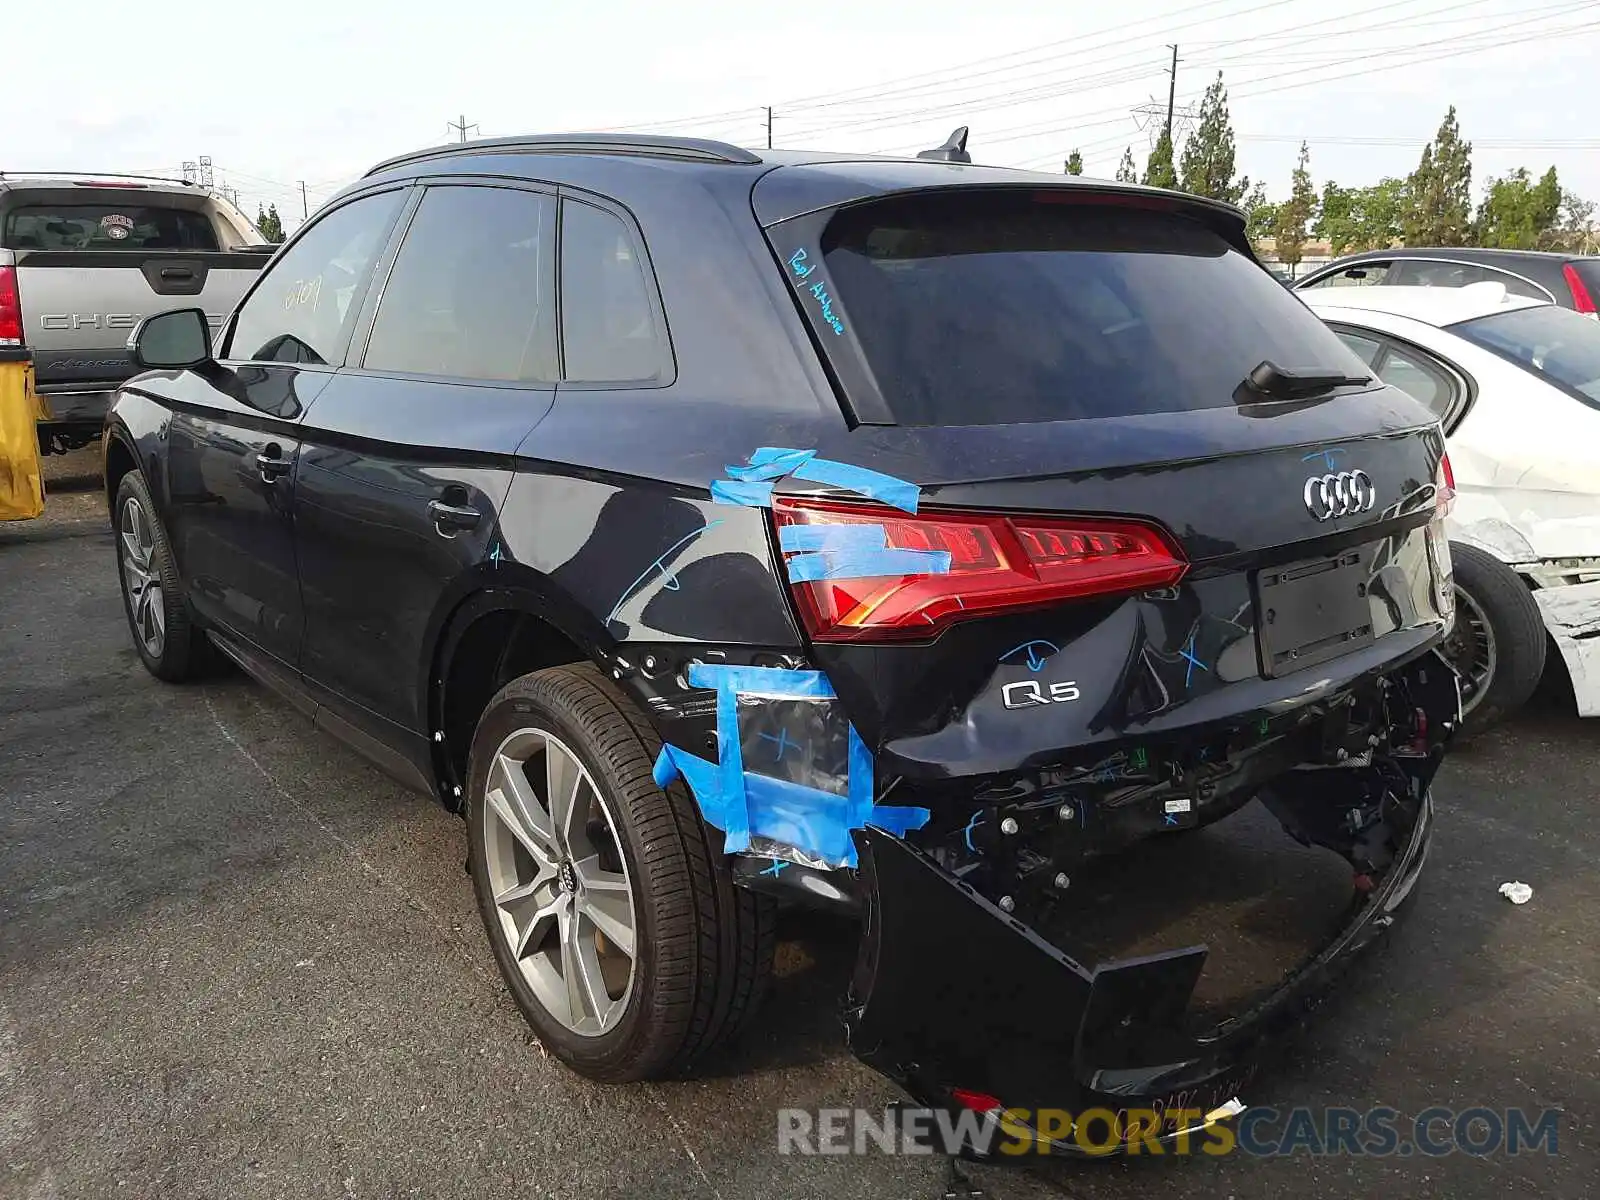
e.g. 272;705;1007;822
15;250;265;390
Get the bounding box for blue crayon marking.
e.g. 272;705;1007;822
1302;447;1347;471
758;728;802;761
1000;640;1060;673
607;521;723;624
1180;631;1210;688
760;858;790;878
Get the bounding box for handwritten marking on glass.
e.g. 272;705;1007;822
787;249;845;335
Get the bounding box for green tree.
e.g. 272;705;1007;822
1179;72;1248;203
1476;167;1562;249
1403;106;1473;246
1241;181;1276;245
1142;129;1177;190
1544;190;1597;253
256;203;286;243
1315;178;1405;254
1272;142;1317;276
1065;150;1084;176
1115;147;1138;183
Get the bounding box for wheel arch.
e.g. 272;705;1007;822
424;574;620;811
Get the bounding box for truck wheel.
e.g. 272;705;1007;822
1444;543;1547;737
466;663;775;1081
113;470;215;682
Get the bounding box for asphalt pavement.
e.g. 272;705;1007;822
1;451;1594;1199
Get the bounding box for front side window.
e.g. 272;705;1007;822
2;203;219;251
559;200;667;384
1451;304;1600;406
226;190;404;365
809;192;1369;426
363;186;557;383
1303;262;1391;288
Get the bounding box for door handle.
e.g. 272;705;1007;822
428;499;482;536
255;445;293;483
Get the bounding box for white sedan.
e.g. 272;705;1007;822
1303;283;1600;733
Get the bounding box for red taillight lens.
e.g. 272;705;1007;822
950;1088;1004;1113
1563;264;1597;317
772;498;1187;641
1435;452;1456;518
0;266;22;345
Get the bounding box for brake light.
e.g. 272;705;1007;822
71;180;147;189
772;498;1187;641
1435;452;1456;518
1563;264;1597;318
0;266;22;346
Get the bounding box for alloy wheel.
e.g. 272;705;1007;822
119;496;166;658
481;727;637;1037
1442;584;1497;717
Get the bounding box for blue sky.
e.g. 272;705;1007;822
10;0;1599;227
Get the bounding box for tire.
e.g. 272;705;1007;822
113;470;216;682
466;663;776;1081
1444;542;1547;737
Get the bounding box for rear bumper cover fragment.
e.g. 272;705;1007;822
845;781;1433;1152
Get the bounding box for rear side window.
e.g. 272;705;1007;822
227;190;404;365
363;185;558;384
3;203;219;251
1451;304;1600;406
1390;259;1548;300
812;193;1368;425
559;200;667;384
1375;345;1455;421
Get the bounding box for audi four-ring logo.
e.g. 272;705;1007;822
1304;470;1376;520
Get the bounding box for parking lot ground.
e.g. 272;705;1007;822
2;452;1596;1199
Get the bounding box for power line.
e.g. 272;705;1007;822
1010;10;1600;169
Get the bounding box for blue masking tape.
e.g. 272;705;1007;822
723;447;817;482
777;523;887;553
687;662;837;699
710;479;775;507
714;675;750;853
784;547;951;584
657;662;928;867
791;457;921;513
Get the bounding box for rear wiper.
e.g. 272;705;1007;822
1246;359;1371;399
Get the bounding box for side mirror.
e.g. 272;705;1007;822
129;308;213;370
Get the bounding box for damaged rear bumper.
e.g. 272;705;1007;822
1533;579;1600;717
844;767;1435;1158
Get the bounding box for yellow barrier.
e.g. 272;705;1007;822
0;349;45;521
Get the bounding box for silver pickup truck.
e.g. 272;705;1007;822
0;173;272;453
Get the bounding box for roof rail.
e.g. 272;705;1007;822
363;133;762;178
0;171;198;187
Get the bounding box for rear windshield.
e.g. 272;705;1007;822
2;203;220;251
815;192;1368;425
1450;304;1600;407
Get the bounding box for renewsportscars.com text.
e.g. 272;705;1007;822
777;1105;1561;1157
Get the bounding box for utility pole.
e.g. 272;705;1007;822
447;113;479;143
298;180;308;220
1163;44;1180;143
765;106;773;150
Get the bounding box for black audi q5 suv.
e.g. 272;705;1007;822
105;132;1458;1153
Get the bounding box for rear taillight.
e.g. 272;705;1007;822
0;266;22;346
772;498;1187;641
1563;264;1597;318
1435;452;1456;518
